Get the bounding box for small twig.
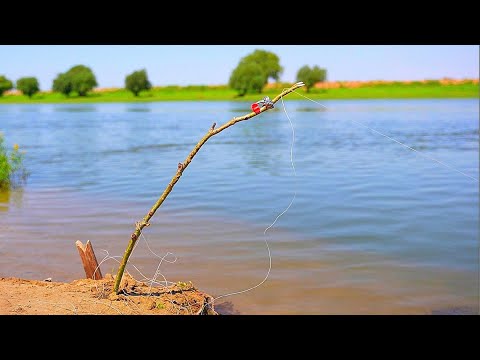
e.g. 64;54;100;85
113;82;305;294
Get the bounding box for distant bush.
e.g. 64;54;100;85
296;65;327;92
206;85;229;90
425;79;440;86
125;69;151;96
308;88;328;94
16;77;40;98
52;65;97;97
0;133;29;190
183;85;208;91
0;75;13;96
163;85;181;91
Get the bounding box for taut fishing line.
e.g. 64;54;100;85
293;90;478;182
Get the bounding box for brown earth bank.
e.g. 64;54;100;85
0;274;217;315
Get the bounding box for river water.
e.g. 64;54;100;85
0;99;478;314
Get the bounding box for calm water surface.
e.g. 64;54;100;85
0;99;478;314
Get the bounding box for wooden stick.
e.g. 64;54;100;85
76;240;103;280
113;82;306;293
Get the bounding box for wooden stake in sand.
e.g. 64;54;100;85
75;240;103;280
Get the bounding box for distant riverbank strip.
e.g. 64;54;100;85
1;79;477;104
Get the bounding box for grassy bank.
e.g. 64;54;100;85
0;82;478;104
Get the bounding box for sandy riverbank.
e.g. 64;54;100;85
0;274;217;315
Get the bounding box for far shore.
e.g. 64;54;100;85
1;79;478;104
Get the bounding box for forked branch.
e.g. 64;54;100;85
113;82;305;293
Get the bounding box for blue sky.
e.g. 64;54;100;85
1;45;478;90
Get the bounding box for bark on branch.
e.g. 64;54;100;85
113;82;305;293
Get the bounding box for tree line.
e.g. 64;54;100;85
0;49;327;98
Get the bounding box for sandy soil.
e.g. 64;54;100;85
0;274;217;315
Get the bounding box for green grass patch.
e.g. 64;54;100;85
0;133;29;190
0;82;477;104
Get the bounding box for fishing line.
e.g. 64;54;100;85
293;90;478;182
210;91;299;305
93;231;178;293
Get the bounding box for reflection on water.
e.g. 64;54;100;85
229;108;252;113
236;119;287;175
0;99;478;314
431;306;479;315
0;191;9;212
296;107;328;112
100;143;190;156
125;107;152;112
0;189;24;212
215;301;242;315
53;105;98;112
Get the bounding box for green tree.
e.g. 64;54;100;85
296;65;327;92
52;73;73;96
125;69;152;96
52;65;97;97
67;65;97;96
0;75;13;96
229;62;266;96
16;77;40;98
241;49;283;82
229;49;283;95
